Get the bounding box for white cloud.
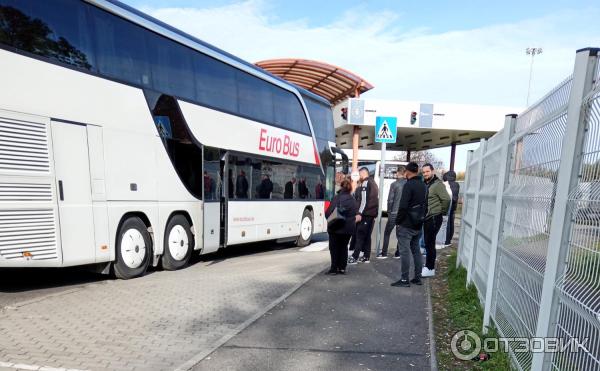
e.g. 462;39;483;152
139;1;600;109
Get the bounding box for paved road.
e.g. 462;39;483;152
0;237;330;371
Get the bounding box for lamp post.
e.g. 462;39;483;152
526;47;543;106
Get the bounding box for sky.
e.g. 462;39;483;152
121;0;600;171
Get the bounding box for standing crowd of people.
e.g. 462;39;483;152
324;162;460;287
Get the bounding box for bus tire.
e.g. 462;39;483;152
114;216;152;280
297;209;313;247
161;214;193;271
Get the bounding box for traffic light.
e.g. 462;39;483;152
410;111;417;125
341;107;348;121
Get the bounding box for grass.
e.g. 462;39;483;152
432;249;514;370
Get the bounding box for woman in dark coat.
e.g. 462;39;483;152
325;179;358;274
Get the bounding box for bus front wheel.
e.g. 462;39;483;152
297;209;313;247
161;214;193;270
114;216;152;279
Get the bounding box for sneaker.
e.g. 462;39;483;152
435;244;444;250
358;257;370;263
443;243;452;248
348;257;358;265
376;254;388;259
410;278;423;285
393;253;401;259
421;267;435;277
391;279;410;287
337;269;346;275
325;270;337;275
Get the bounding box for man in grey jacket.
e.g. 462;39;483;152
377;166;406;259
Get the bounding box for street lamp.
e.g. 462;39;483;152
526;47;543;106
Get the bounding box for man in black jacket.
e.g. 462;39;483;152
348;167;379;264
391;162;427;287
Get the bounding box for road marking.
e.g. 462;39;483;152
174;263;328;371
299;241;329;252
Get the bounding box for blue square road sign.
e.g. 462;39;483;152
375;116;397;143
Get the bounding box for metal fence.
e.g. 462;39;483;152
457;47;600;371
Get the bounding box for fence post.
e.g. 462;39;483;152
456;150;473;269
482;114;517;334
466;138;487;285
531;48;599;371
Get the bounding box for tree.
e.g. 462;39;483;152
393;150;444;170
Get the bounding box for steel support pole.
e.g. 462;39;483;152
466;138;486;285
375;143;386;256
406;150;411;162
482;114;517;334
531;48;599;371
449;143;457;171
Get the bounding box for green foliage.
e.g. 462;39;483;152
446;252;514;371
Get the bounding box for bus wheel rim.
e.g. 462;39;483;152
168;225;189;261
121;229;146;269
301;216;312;240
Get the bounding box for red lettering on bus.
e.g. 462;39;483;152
258;129;300;158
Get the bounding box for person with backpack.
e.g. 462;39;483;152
391;162;427;287
444;170;460;247
325;179;358;275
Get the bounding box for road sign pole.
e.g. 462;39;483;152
375;142;386;256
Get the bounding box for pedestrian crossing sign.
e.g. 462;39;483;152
375;116;397;143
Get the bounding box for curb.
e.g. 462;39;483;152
426;279;439;371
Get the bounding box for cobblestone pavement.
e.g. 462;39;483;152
0;240;329;371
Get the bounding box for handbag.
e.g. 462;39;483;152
327;206;347;231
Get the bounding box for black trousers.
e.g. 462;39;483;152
351;216;375;260
424;214;443;269
329;233;351;271
445;209;456;245
381;214;398;256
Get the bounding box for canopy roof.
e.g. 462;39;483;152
255;59;374;104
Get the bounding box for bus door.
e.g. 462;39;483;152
51;121;95;265
202;147;226;251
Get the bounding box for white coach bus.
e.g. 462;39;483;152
0;0;343;278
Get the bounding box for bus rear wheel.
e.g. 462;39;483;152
114;216;152;279
297;209;313;247
161;214;193;271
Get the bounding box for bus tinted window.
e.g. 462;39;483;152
273;87;311;135
91;7;151;86
305;98;334;141
194;53;238;113
0;0;95;70
237;71;274;124
149;33;196;100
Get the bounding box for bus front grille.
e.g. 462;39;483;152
0;209;58;261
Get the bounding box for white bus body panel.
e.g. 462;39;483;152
227;201;324;245
0;50;203;267
179;101;318;165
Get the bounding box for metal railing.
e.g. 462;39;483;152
457;48;600;371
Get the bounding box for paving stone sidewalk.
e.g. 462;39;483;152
194;256;433;371
0;244;329;371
